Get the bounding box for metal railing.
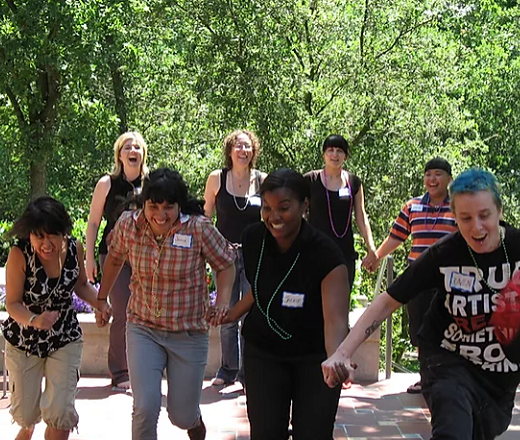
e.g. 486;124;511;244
373;255;394;379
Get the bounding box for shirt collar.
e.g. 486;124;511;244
420;192;450;206
264;219;311;255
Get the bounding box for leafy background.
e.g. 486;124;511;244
2;0;520;370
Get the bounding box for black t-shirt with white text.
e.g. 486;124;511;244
387;224;520;394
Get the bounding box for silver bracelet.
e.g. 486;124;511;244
28;314;38;327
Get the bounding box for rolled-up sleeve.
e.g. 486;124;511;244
198;217;236;271
108;211;131;261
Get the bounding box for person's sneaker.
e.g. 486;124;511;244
187;417;206;440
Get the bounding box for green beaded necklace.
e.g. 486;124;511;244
466;227;510;295
253;235;300;340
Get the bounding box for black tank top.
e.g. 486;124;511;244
215;168;262;243
99;174;142;254
304;169;361;261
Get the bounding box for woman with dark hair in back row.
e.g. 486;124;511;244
305;134;377;292
3;196;103;440
209;168;350;439
96;168;236;440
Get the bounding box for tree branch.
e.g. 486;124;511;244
375;17;436;60
169;0;217;36
4;85;27;129
360;0;369;65
5;0;18;14
351;120;372;148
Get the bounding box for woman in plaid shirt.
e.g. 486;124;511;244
96;168;236;440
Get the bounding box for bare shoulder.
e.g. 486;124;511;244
7;245;26;272
205;170;222;191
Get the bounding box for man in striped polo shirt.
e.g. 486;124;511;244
363;157;457;394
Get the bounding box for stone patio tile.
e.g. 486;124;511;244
397;421;432;439
346;424;402;437
373;408;429;423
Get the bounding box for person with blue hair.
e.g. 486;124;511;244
322;168;520;439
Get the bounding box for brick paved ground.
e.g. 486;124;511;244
1;373;519;439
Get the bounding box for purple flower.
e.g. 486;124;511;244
72;283;98;313
0;286;6;311
209;290;217;307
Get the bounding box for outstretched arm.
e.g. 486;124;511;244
322;292;402;387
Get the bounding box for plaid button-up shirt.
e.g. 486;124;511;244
109;210;236;331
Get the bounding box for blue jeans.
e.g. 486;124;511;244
126;322;209;440
216;249;249;384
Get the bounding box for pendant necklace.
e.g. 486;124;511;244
323;169;352;238
136;224;174;318
424;193;443;231
253;234;300;340
467;227;510;295
230;170;250;211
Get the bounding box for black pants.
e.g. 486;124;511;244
244;343;341;440
420;347;514;440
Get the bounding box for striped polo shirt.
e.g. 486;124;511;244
389;192;457;262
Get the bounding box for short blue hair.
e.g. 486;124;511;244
449;168;502;212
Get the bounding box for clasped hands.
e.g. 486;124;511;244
95;300;113;328
321;352;358;388
205;305;230;327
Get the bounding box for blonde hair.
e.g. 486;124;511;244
223;129;261;170
110;131;149;177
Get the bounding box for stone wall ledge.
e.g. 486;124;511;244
1;307;380;382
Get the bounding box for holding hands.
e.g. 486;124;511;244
95;300;113;327
362;249;380;273
206;305;230;326
321;352;357;388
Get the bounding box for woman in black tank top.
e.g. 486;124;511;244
85;131;149;390
304;134;377;299
204;129;267;387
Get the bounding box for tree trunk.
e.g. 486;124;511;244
30;158;47;198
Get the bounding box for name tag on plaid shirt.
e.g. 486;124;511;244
172;233;192;248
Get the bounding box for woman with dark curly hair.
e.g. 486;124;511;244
3;196;102;440
97;168;236;440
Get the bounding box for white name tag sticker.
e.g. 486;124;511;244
172;234;192;249
281;291;305;308
411;204;423;212
338;187;351;198
450;272;475;293
249;195;261;206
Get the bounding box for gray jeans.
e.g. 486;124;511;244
126;322;209;440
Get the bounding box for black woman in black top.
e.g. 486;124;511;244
209;169;350;440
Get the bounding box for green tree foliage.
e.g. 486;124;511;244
1;1;520;367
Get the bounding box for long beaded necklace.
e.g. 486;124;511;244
253;235;300;340
323;169;352;238
423;193;444;231
229;169;251;211
136;224;174;318
467;227;510;295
